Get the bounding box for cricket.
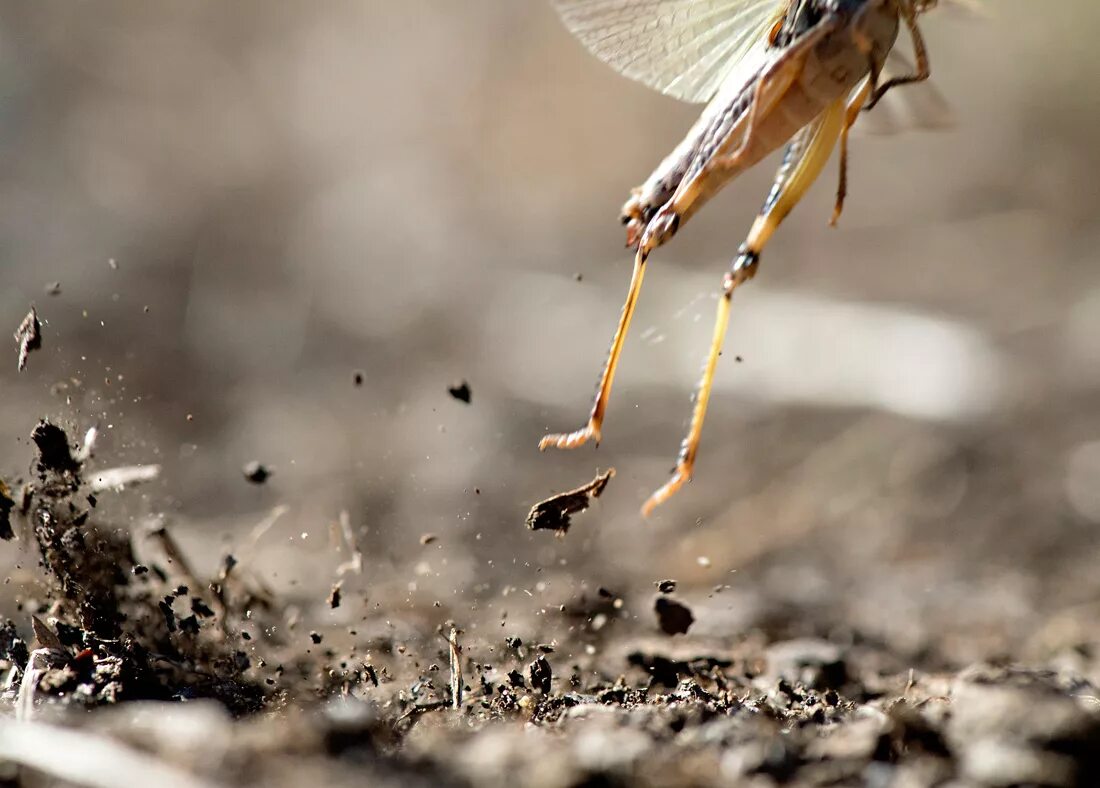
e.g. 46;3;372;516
540;0;949;515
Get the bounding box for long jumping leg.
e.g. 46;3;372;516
713;19;839;174
539;245;649;451
642;97;849;516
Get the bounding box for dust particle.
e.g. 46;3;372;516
352;370;365;387
0;480;14;541
655;597;695;636
529;654;552;694
447;380;472;404
526;468;615;536
45;282;62;296
656;579;677;594
328;582;342;609
420;533;438;546
14;307;42;372
31;420;79;475
242;462;272;485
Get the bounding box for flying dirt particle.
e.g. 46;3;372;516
31;420;79;475
14;307;42;372
364;665;379;687
242;462;272;485
656;579;677;594
191;598;215;618
655;597;695;636
158;599;177;633
526;468;615;536
0;480;14;541
420;533;438;546
328;582;342;609
352;370;365;387
574;272;584;282
529;655;552;694
310;632;323;645
447;380;472;404
45;282;62;296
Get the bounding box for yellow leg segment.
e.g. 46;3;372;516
642;97;849;516
540;245;649;451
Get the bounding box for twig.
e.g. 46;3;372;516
0;718;222;788
16;649;67;721
244;504;289;553
446;627;463;711
145;524;226;622
335;510;362;576
393;700;449;730
89;464;161;493
146;525;200;589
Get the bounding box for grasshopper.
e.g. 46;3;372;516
542;0;945;515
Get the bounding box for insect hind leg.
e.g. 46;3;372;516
642;98;849;516
712;16;840;174
539;212;676;453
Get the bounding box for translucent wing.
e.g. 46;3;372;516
553;0;781;104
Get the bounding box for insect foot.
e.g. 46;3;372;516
539;424;600;452
642;461;693;517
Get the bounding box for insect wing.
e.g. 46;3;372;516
552;0;782;104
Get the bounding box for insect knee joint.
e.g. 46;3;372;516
725;246;760;294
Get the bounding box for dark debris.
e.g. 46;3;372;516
14;306;42;372
654;597;695;636
526;468;615;536
447;380;472;404
242;461;272;485
0;479;14;540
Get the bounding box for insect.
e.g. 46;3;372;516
541;0;949;515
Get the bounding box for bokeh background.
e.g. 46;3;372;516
2;0;1100;666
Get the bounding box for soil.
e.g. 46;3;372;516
2;422;1100;788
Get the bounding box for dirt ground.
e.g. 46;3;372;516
4;2;1100;787
4;412;1100;788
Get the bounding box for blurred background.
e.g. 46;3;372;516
2;0;1100;667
